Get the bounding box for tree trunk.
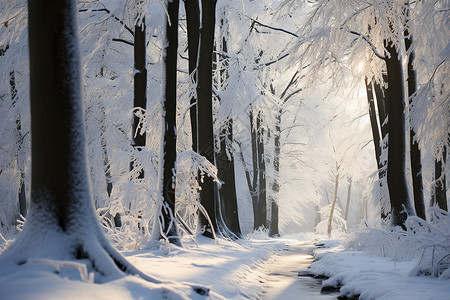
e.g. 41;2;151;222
435;147;448;211
373;79;390;221
213;13;241;238
250;110;260;229
365;78;382;171
404;31;426;220
256;113;267;228
269;201;279;237
344;177;352;221
327;173;339;237
197;0;217;238
269;109;282;237
159;0;181;246
5;0;155;281
384;40;415;228
184;0;200;152
131;19;147;178
216;122;242;237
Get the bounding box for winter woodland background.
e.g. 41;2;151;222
0;0;449;298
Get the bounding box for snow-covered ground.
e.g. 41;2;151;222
0;233;449;299
0;233;302;300
306;240;450;300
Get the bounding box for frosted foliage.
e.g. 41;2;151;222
315;204;347;236
346;207;450;279
0;0;30;229
409;0;449;160
278;0;449;157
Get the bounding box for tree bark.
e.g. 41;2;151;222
197;0;217;238
269;109;282;237
256;113;267;228
384;40;415;228
160;0;182;246
365;78;382;171
214;13;241;238
131;19;147;178
184;0;200;152
435;147;448;211
250;110;260;229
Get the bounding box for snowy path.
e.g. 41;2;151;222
261;242;337;300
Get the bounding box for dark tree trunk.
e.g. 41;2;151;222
184;0;200;151
373;78;390;221
404;32;426;220
365;78;382;172
269;109;282;237
214;13;241;238
435;147;448;211
197;0;217;238
256;113;267;228
131;19;147;178
250;110;260;229
216;121;242;237
384;40;415;228
366;78;390;221
269;201;279;237
8;0;155;281
160;0;181;246
100;105;113;198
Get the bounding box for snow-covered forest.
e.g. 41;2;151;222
0;0;448;299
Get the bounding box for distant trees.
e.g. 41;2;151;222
279;0;449;228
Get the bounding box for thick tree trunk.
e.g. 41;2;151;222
214;14;241;238
216;122;242;237
160;0;181;246
435;147;448;211
197;0;218;238
184;0;200;152
404;32;426;220
6;0;151;281
384;40;415;228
